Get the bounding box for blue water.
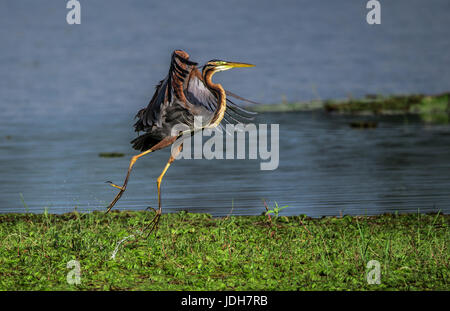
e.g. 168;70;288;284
1;0;449;216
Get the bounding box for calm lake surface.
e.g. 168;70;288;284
1;0;449;216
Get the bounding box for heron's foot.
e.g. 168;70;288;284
143;210;162;238
105;186;127;214
145;206;157;213
105;181;124;191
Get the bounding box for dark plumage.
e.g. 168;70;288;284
131;50;255;151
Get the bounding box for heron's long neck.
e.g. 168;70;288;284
204;70;226;128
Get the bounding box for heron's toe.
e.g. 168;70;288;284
106;181;124;190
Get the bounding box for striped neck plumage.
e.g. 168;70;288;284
203;68;226;128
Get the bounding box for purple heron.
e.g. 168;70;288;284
105;50;256;230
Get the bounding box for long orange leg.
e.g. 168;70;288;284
105;136;178;213
145;143;183;234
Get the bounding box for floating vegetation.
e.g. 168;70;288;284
325;93;449;114
250;100;324;112
250;92;450;124
325;93;450;124
98;152;125;158
349;121;378;129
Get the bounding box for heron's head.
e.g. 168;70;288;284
202;60;254;76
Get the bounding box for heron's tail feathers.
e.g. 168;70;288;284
130;133;159;152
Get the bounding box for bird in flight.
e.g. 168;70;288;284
105;50;256;231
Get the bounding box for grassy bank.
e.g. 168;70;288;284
0;211;448;290
252;92;450;124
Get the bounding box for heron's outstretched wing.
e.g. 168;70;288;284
134;50;198;132
184;70;258;126
184;70;219;114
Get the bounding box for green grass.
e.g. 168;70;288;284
0;211;448;290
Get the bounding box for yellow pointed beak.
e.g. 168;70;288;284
214;61;255;72
225;62;255;69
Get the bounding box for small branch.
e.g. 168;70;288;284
299;217;312;237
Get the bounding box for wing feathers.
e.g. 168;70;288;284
132;51;259;148
134;51;198;133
